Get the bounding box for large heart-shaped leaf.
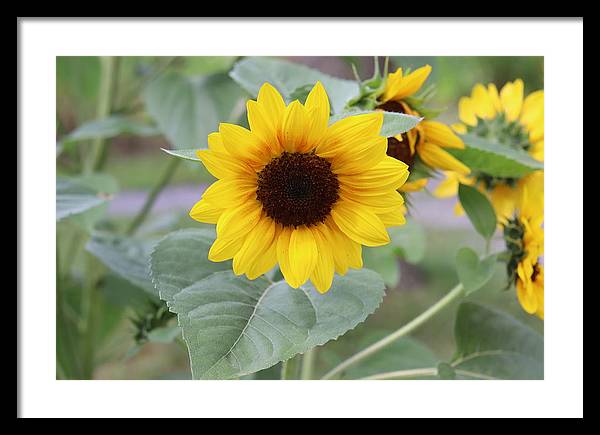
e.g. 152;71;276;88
458;183;497;241
58;115;159;154
144;72;246;149
450;302;544;379
56;174;117;222
86;232;158;296
450;133;543;178
321;331;438;380
455;247;498;295
230;57;359;114
150;228;386;380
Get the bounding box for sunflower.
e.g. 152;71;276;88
503;173;544;319
377;64;470;192
435;79;544;222
189;82;409;293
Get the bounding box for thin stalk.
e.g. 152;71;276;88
300;349;317;380
126;157;180;236
322;283;465;380
360;368;438;380
281;357;301;380
84;56;115;174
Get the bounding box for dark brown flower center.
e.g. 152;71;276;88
377;101;416;168
256;152;339;228
386;136;415;167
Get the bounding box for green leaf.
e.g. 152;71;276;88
229;57;359;114
455;247;497;295
179;56;238;76
144;72;246;149
59;115;159;151
161;148;201;162
451;302;543;380
361;219;426;287
341;333;438;380
86;232;158;296
389;219;427;264
56;175;116;222
450;133;543;178
362;247;400;288
329;111;422;137
458;183;497;240
150;228;386;380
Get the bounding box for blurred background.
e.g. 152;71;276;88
56;56;543;380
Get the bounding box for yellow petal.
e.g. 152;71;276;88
246;100;282;155
433;172;460;198
385;65;432;101
189;199;224;224
471;83;496;119
520;90;544;129
331;136;388;175
196;149;254;180
279;100;310;153
487;83;503;113
246;228;279;280
310;225;335;293
500;79;524;122
288;225;318;287
337;156;409;192
208;235;245;262
304;81;330;147
331;201;390;247
399;178;428;192
276;227;300;288
207;132;227;153
233;215;276;276
490;184;518;223
216;200;262;241
219;123;269;165
339;187;405;214
202;177;257;206
421;120;465;149
433;171;474;198
257;82;286;120
381;67;403;102
317;112;383;158
417;142;471;175
529;140;544;162
451;123;467;134
325;218;362;273
377;207;406;227
458;97;477;126
516;268;538;315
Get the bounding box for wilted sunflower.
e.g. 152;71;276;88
435;79;544;221
377;64;470;192
190;82;409;293
503;173;544;319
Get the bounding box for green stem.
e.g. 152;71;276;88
126;158;180;236
300;349;317;380
360;367;438;380
281;357;300;380
321;283;465;380
84;56;115;174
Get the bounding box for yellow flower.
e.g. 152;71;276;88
435;169;544;223
378;65;470;193
190;82;410;293
504;177;544;319
440;80;544;221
